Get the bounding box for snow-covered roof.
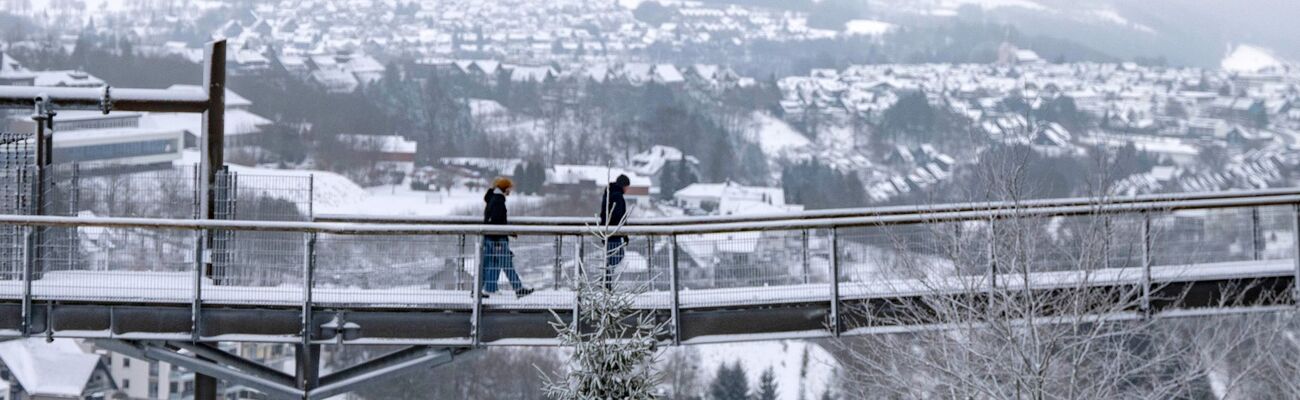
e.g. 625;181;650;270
0;338;102;398
675;182;788;207
142;108;271;137
549;165;651;187
0;51;35;79
337;134;417;153
628;145;698;176
32;70;105;87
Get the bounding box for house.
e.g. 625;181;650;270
627;145;699;189
0;52;35;86
547;165;651;207
30;70;104;88
337;134;418;173
0;338;118;399
673;182;801;215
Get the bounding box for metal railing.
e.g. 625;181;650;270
0;190;1297;344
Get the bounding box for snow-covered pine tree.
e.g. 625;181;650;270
708;362;750;400
541;196;669;400
756;367;778;400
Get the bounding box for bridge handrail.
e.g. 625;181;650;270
4;192;1300;235
314;188;1300;226
0;85;210;113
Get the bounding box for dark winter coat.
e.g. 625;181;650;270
599;183;628;230
483;189;508;239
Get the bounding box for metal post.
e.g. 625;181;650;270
1251;207;1262;261
456;234;466;291
198;39;226;224
1292;204;1300;307
20;229;32;336
195;39;226;400
471;236;483;347
553;235;563;290
1141;213;1152;315
299;234;320;400
987;221;997;293
800;229;810;284
573;238;585;336
301;233;316;349
67;163;80;271
829;227;841;337
191;230;204;342
669;234;681;345
646;235;655;288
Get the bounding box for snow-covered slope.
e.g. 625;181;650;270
694;340;838;399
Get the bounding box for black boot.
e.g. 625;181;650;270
515;287;534;298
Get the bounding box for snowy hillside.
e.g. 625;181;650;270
693;340;838;400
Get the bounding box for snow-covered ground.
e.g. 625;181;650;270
692;340;839;400
746;111;811;157
843;19;895;36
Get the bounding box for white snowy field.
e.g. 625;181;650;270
691;340;839;400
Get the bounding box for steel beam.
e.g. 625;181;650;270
94;340;303;399
1251;207;1262;261
165;342;296;388
310;347;464;400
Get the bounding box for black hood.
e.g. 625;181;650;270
485;189;502;203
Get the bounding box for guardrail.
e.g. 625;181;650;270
314;187;1300;226
2;190;1299;346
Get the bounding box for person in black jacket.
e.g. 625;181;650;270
599;175;631;288
480;177;532;298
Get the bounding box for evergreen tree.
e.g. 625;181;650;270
756;367;778;400
708;362;749;400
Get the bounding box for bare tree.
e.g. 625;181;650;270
829;150;1290;399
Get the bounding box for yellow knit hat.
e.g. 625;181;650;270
493;177;514;190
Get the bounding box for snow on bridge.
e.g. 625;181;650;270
0;189;1296;346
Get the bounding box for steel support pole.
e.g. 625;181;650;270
300;232;318;394
1251;207;1262;261
801;229;810;284
573;238;585;336
829;227;841;337
1292;204;1300;307
553;235;563;290
987;221;997;294
1141;213;1152;315
456;234;466;291
195;38;226;400
191;229;204;342
646;235;655;287
20;229;32;336
470;236;483;347
669;234;681;345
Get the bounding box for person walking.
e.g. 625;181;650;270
480;177;533;298
599;175;631;288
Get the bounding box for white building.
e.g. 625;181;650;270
673;182;802;215
0;338;118;399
